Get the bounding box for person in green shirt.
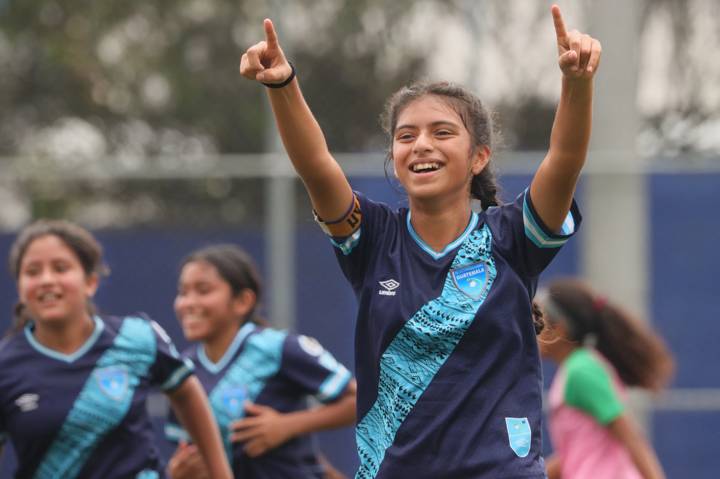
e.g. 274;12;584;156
537;278;674;479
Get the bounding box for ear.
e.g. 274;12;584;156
84;273;99;299
231;289;257;318
471;145;491;175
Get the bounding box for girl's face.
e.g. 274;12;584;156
17;235;98;326
392;95;489;205
175;260;253;343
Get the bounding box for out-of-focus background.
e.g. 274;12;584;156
1;0;718;476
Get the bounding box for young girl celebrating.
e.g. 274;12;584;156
538;278;673;479
240;5;599;477
0;220;232;479
165;244;356;479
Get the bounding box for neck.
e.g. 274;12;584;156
204;322;243;363
409;198;473;253
33;314;96;355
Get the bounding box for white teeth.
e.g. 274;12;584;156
412;162;440;172
38;292;60;303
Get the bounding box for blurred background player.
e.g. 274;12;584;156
538;278;674;479
239;5;600;478
165;244;356;479
0;220;232;479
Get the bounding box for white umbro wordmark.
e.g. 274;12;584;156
15;393;39;412
379;279;400;296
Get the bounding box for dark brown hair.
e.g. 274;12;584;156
545;278;674;391
381;81;501;210
180;244;266;326
8;219;108;333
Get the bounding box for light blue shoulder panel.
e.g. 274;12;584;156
34;317;156;479
355;225;497;479
208;328;286;461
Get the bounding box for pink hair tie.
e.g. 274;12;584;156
593;296;607;312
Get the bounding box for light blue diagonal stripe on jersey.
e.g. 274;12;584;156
209;328;286;461
355;225;497;479
34;317;156;479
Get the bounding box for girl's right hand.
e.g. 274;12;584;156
239;19;293;86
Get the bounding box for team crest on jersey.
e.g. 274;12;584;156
451;262;488;300
220;386;247;417
505;417;531;457
94;366;130;401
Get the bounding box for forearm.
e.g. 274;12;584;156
547;77;593;181
625;437;666;479
531;77;593;230
283;387;356;439
267;80;352;219
168;378;232;479
609;415;665;479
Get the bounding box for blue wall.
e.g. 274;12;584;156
1;173;716;477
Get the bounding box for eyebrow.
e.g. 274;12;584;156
395;120;460;131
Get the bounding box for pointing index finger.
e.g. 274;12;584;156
551;4;568;41
264;18;279;49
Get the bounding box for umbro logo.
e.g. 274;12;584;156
15;393;39;412
378;279;399;296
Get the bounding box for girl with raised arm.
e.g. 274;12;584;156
240;5;600;478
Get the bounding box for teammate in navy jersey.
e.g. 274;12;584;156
239;4;601;478
0;220;232;479
164;244;356;479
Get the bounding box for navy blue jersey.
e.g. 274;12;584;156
326;189;580;479
0;315;193;479
164;322;352;479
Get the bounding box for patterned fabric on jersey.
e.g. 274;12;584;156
0;315;193;479
548;347;641;479
165;322;352;479
325;189;580;479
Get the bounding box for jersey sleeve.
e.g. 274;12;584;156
485;188;581;279
315;191;397;291
148;320;195;392
564;352;624;425
279;335;352;403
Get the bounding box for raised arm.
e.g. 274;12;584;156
529;5;602;231
240;19;353;222
167;377;233;479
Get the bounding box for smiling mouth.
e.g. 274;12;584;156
37;291;62;305
410;162;442;173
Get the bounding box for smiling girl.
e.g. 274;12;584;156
0;220;231;479
239;4;600;478
165;244;356;479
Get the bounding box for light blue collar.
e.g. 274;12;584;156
25;315;105;363
406;210;479;260
198;322;256;374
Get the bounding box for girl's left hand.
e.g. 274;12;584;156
552;4;602;80
230;402;294;457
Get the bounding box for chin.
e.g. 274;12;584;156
182;326;208;342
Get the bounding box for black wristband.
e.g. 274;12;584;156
262;62;295;89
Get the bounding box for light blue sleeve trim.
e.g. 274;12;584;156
522;190;577;248
330;228;362;256
164;422;191;443
316;366;352;403
160;360;194;391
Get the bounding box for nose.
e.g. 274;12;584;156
38;268;57;285
412;130;434;155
